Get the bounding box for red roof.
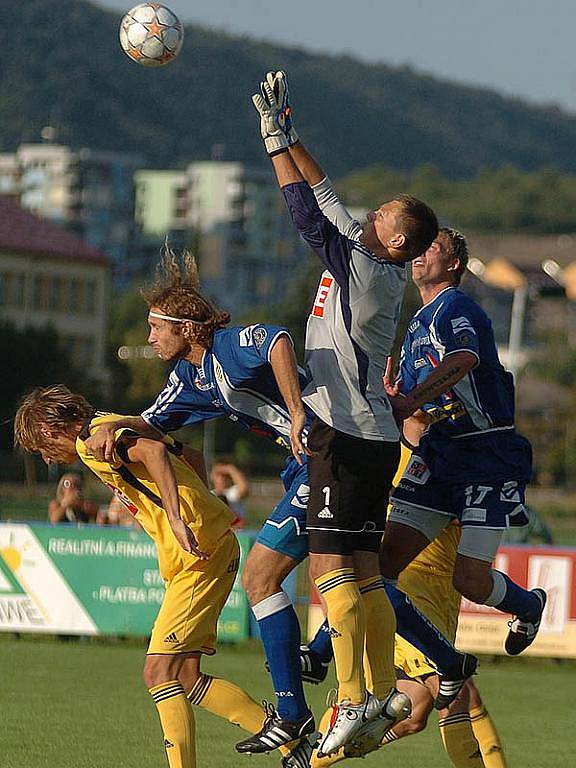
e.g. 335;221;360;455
0;195;108;265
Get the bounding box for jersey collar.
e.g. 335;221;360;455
414;285;457;318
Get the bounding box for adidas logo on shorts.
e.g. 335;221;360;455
318;507;333;519
164;632;179;643
164;739;174;749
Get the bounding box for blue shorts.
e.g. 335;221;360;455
391;452;529;530
255;457;309;562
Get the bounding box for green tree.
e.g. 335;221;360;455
337;164;576;233
0;322;89;451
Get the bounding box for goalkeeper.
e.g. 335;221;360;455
251;69;442;758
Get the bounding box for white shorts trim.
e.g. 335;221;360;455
457;527;503;563
388;502;452;542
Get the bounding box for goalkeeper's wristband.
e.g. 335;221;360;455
287;127;299;146
264;134;290;155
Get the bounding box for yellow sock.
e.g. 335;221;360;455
470;705;507;767
358;576;396;699
438;713;483;767
315;568;366;704
188;673;265;732
149;680;195;768
187;674;291;757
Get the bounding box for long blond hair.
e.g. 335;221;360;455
142;248;230;348
14;385;93;452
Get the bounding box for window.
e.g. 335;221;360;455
32;276;49;310
85;281;96;314
48;277;60;311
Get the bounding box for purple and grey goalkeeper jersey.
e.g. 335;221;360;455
283;177;406;441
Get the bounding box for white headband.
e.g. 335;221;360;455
148;311;187;323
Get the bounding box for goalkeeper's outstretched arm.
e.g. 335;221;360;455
289;141;326;187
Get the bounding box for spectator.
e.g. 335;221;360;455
48;473;98;524
210;461;249;527
97;495;142;530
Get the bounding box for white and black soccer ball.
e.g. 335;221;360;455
119;3;184;67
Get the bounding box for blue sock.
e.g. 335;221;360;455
486;571;542;621
252;591;309;721
384;581;460;674
308;619;333;663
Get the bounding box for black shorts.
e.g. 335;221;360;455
306;419;400;555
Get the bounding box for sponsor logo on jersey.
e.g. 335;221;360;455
328;626;342;639
408;320;420;333
104;483;139;516
311;275;334;318
462;507;487;524
404;457;430;484
414;358;427;369
193;372;213;391
411;334;430;352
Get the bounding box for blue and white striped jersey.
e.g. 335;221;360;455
398;286;532;482
141;324;313;450
283;177;405;441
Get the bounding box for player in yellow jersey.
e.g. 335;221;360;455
14;385;283;768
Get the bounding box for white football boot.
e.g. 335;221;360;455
317;691;382;757
343;689;412;758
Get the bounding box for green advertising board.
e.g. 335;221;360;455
0;522;252;641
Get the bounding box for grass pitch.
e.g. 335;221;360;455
0;636;572;767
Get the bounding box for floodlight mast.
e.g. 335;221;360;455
466;257;527;379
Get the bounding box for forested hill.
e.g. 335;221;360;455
2;0;576;178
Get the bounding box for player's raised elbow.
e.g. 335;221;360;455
450;350;478;373
132;437;169;463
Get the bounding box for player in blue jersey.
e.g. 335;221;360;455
380;227;547;656
251;70;443;757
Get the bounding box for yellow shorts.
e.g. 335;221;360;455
394;565;461;681
148;530;240;656
394;635;437;680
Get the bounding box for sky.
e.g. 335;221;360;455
98;1;576;114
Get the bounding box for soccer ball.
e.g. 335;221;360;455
119;3;184;67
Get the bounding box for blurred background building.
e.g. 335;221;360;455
0;195;110;386
0;140;140;286
135;161;308;314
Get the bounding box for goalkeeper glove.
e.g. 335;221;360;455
264;70;299;146
252;78;289;155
